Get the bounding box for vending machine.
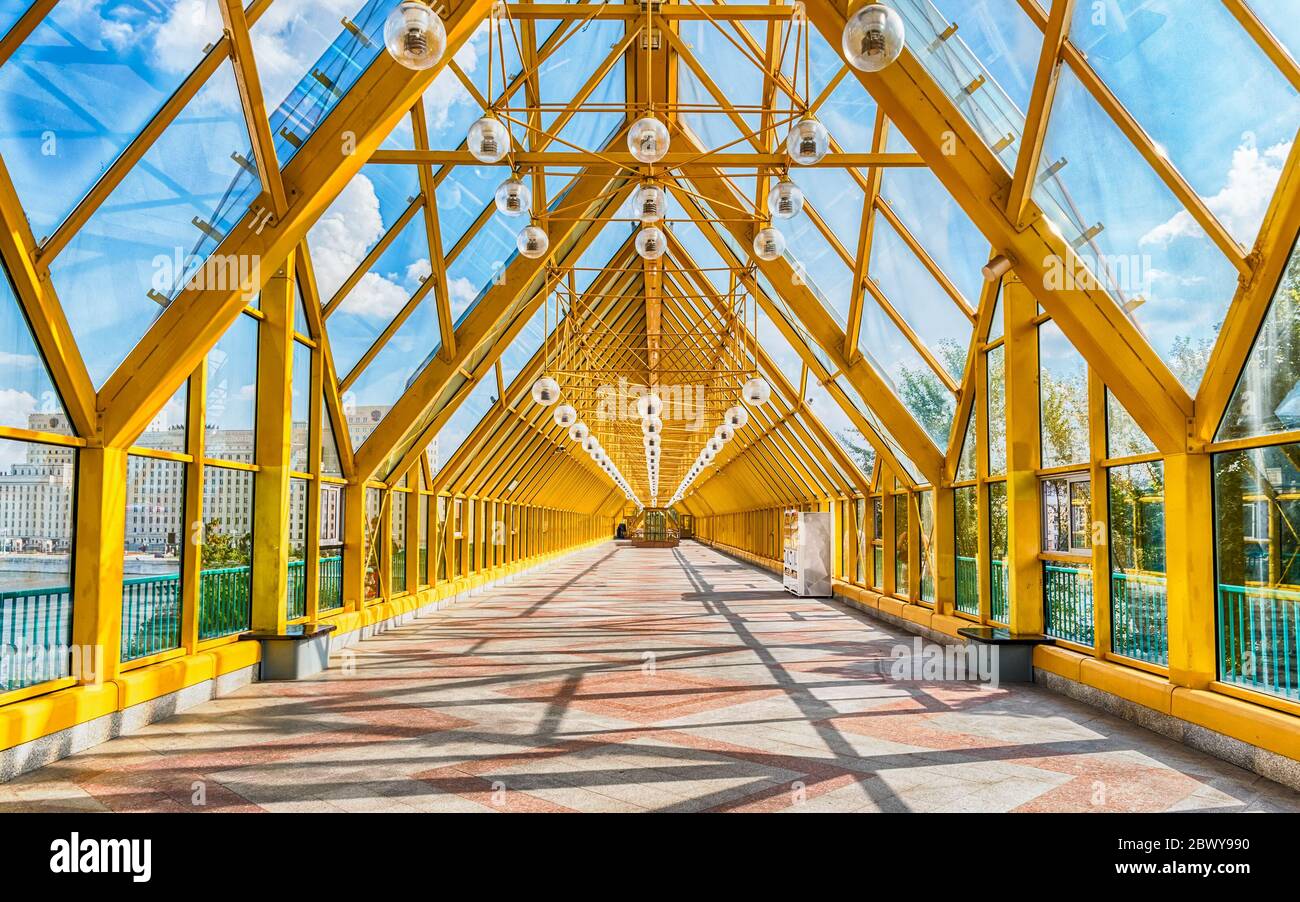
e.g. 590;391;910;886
782;510;833;597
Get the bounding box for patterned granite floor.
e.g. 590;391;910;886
3;541;1298;813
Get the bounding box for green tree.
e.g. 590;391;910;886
200;518;251;568
893;338;965;448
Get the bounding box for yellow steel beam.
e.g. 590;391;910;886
219;0;288;217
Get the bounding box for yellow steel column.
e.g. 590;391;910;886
1165;452;1217;688
72;446;128;684
1002;280;1044;634
933;485;955;616
250;256;294;634
181;367;205;650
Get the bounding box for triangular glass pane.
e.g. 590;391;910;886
294;280;310;338
321;397;343;478
1218;241;1300;442
0;264;71;435
1106;388;1156;457
956;405;977;481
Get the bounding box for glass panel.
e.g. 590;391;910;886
199;465;252;640
291;340;311;472
134;382;188;453
1042;474;1090;555
1031;65;1239;389
205;312;258;463
986;344;1006;476
318;482;343;612
1218;240;1300;442
431;374;498;478
1106;388;1156;458
321;400;344;478
48;60;258;386
391;491;407;595
1109;461;1167;666
0;0;226;240
363;487;382;600
855;497;866;584
122;454;184;661
1213;443;1300;701
0;436;74;691
0;265;71;434
954;485;979;616
918;490;935;602
956;405;977;482
1069;0;1300;247
418;492;429;586
989;481;1009;623
1039;319;1088;469
894;494;909;594
287;477;308;621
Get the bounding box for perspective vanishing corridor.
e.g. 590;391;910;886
3;542;1296;814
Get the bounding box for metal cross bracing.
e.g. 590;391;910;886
0;2;1298;643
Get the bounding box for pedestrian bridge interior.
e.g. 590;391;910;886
1;0;1300;810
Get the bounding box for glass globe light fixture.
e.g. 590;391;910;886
743;376;772;406
724;405;749;430
636;392;664;419
644;433;661;451
768;176;805;220
642;415;663;436
517;224;549;259
384;0;447;70
628;116;670;164
494;175;530;217
468;115;510;163
569;421;589;443
753;226;786;262
786;115;829;165
842;3;905;73
701;449;714;464
582;435;600;455
553;403;577;428
634;183;669;222
531;376;560;406
715;423;735;443
635;226;667;260
707;437;724;454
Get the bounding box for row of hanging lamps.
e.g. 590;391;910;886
668;392;767;507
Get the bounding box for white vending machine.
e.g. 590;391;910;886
782;509;833;597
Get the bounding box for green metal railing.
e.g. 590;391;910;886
990;559;1008;624
121;574;182;662
318;555;343;612
287;559;306;621
955;555;979;616
1045;562;1093;646
391;547;407;594
1111;571;1168;666
198;566;251;640
1;586;72;692
1218;583;1300;702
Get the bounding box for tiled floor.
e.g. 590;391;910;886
4;541;1298;812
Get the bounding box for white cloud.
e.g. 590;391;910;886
0;387;38;432
342;271;410;321
1141;135;1292;248
405;258;432;284
0;351;39;368
448;276;479;316
307;173;387;301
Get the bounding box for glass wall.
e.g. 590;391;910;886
287;477;308;621
121;455;184;662
1108;462;1167;666
1214;445;1300;701
988;482;1008;624
391;488;407;595
918;490;935;603
954;485;978;617
199;467;253;640
894;493;909;595
319;483;344;612
0;437;75;692
364;487;382;600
